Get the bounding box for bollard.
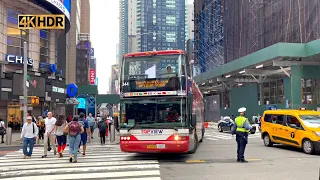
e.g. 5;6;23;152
5;127;12;145
110;124;115;142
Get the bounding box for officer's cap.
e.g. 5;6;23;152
238;107;246;113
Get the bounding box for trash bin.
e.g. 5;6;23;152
110;124;115;142
5;127;12;145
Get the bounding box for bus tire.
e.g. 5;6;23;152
188;133;198;154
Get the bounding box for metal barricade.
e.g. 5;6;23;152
5;127;12;145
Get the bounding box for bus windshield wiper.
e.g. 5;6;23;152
127;122;143;132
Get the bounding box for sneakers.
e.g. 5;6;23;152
69;156;72;163
41;155;47;158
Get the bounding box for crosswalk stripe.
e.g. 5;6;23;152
206;137;218;140
2;160;158;171
0;144;162;179
0;170;161;180
0;164;160;177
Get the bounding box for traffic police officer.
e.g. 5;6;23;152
231;107;252;163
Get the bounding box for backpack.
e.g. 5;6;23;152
69;121;80;136
99;120;107;131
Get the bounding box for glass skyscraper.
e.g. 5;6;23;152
137;0;187;52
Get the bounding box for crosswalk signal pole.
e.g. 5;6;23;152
23;41;28;124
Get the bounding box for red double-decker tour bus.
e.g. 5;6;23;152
119;50;204;154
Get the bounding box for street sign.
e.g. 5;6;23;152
66;98;79;105
90;48;94;57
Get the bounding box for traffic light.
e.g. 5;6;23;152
30;96;39;105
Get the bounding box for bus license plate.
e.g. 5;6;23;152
156;144;165;149
147;145;157;149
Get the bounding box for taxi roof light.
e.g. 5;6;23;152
299;107;307;110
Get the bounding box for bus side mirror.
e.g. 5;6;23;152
114;116;119;131
191;114;197;127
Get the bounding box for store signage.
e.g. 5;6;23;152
45;0;70;20
66;84;78;98
90;69;95;85
5;55;34;67
52;86;65;94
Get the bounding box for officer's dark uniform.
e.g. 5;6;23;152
232;107;251;163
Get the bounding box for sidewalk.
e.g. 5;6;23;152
0;128;120;148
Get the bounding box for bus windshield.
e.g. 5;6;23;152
121;54;186;92
120;98;187;129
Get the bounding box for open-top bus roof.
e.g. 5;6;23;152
124;50;185;58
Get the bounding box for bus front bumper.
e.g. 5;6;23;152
120;140;189;153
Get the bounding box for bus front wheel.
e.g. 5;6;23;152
188;133;198;154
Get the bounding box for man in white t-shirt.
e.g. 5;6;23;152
42;112;57;158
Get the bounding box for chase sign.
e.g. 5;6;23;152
66;84;78;98
5;55;34;67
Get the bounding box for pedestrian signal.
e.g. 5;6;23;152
30;96;39;105
18;15;65;30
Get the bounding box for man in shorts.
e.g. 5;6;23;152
78;113;89;156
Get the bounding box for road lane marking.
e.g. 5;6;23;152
185;160;206;163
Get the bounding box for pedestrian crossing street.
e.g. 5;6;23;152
0;144;161;180
205;131;261;141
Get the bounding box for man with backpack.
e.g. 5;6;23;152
98;117;107;145
63;116;84;163
78;113;90;156
20;116;38;158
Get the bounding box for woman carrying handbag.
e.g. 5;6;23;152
52;115;68;157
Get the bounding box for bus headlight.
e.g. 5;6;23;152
174;135;180;141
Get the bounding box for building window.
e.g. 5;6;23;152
263;82;270;104
301;79;318;104
221;89;230;109
277;79;284;104
40;30;49;63
263;80;283;105
6;9;28;56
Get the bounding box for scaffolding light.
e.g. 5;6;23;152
225;75;231;78
256;64;263;69
239;70;245;74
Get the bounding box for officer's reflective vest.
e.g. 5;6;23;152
235;116;250;132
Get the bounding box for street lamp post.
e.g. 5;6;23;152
23;42;28;124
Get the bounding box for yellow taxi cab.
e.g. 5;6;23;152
261;108;320;154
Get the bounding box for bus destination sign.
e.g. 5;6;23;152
136;80;169;89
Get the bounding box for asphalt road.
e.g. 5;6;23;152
0;129;319;180
159;129;320;180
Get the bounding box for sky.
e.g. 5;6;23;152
90;0;194;94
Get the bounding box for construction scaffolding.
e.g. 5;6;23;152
194;0;224;73
194;0;320;72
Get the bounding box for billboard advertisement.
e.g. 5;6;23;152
13;74;45;97
90;69;95;85
32;0;71;32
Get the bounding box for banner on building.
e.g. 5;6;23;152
90;69;95;85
